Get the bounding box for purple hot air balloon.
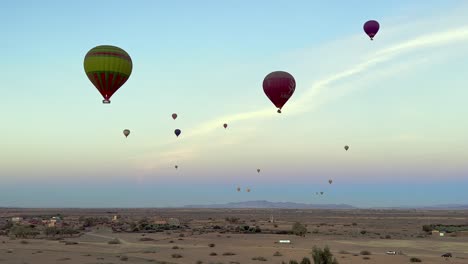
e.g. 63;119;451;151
363;20;380;40
174;129;181;137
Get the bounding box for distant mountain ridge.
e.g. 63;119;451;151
183;200;356;209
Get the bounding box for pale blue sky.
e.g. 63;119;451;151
1;1;468;207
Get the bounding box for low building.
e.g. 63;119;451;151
279;240;291;244
432;230;440;236
11;217;22;223
167;218;180;227
112;215;121;222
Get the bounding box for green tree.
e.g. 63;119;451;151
301;257;311;264
292;222;307;237
311;246;339;264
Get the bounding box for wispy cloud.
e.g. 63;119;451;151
133;23;468;172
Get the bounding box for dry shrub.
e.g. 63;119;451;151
172;253;183;258
273;251;283;256
360;250;371;255
222;252;236;256
210;252;217;256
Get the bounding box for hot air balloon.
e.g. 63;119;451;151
223;123;228;129
172;113;177;120
257;169;260;173
246;188;251;193
344;145;349;151
123;129;130;138
174;129;181;137
175;165;178;169
363;20;380;40
237;187;241;192
263;71;296;113
320;191;324;195
84;45;132;103
329;179;333;184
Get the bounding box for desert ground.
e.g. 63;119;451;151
1;208;468;264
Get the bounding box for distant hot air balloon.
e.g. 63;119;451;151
246;188;251;193
172;113;177;120
263;71;296;113
84;45;132;103
237;187;241;192
320;192;324;195
257;169;260;173
223;123;228;129
329;179;333;184
174;129;181;137
344;145;349;151
123;129;130;138
363;20;380;40
175;165;178;169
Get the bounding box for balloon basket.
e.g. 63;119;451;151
102;99;111;104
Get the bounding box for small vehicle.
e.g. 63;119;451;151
441;253;452;258
386;251;396;255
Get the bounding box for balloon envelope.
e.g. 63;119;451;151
84;45;132;103
175;165;178;169
174;129;181;137
257;169;260;173
329;179;332;184
172;113;177;120
223;123;228;129
263;71;296;112
123;129;130;138
363;20;380;40
344;145;349;151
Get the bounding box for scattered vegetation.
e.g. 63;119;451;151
363;256;370;260
222;252;236;256
360;250;371;255
252;256;267;261
208;243;216;247
120;255;129;261
171;253;183;258
273;251;283;256
209;252;217;256
410;257;422;262
300;257;311;264
172;246;179;249
108;238;121;244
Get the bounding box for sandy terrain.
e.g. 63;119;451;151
1;208;467;264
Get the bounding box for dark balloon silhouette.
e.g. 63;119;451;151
172;113;177;120
175;165;178;169
329;179;333;184
246;188;251;193
123;129;130;138
320;191;324;195
344;145;349;151
174;129;181;137
363;20;380;40
257;168;260;173
237;187;241;192
223;123;228;129
84;45;132;104
263;71;296;113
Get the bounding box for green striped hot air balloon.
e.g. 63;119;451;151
83;45;132;104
